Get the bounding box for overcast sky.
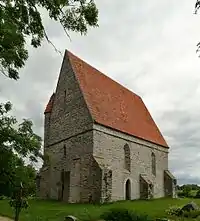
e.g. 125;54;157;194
1;0;200;185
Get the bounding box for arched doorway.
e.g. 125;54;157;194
125;179;131;200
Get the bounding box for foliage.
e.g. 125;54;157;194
166;206;182;216
177;191;185;198
195;190;200;199
195;1;200;54
0;161;37;197
0;195;8;200
177;184;200;191
177;188;199;199
9;183;29;221
182;186;192;198
0;0;98;80
100;208;152;221
0;101;41;197
176;185;200;198
14;164;37;197
10;198;29;209
195;1;200;14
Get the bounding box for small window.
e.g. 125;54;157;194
63;145;66;158
151;152;156;176
64;90;66;102
124;144;131;172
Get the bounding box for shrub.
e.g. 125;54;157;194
182;187;192;198
195;190;200;199
166;206;182;216
100;208;152;221
177;190;195;198
177;191;185;198
0;195;7;200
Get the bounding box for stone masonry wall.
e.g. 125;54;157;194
101;168;112;203
44;131;102;203
40;53;97;202
38;167;51;199
46;52;93;147
93;124;169;201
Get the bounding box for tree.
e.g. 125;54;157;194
195;190;200;198
195;1;200;54
0;0;98;80
195;1;200;14
182;185;192;197
0;101;42;194
0;153;37;197
0;101;41;221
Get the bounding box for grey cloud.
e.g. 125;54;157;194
178;176;200;186
0;42;62;138
157;107;200;184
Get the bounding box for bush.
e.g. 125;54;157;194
177;190;194;198
195;190;200;199
100;208;152;221
0;195;7;200
166;206;182;216
177;191;185;198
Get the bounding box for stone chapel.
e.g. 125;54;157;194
38;50;176;203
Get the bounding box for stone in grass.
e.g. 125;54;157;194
64;215;78;221
180;202;199;212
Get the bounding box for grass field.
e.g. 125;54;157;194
0;198;200;221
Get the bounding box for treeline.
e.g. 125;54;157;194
177;184;200;198
177;184;200;191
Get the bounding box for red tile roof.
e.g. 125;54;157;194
45;50;168;148
44;93;55;114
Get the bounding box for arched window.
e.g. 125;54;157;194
63;145;66;158
151;152;156;176
124;144;131;172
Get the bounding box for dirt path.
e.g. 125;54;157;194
0;216;12;221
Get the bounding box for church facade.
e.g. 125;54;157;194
38;50;176;203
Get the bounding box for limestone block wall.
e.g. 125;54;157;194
41;53;97;202
101;168;112;203
38;167;51;199
93;124;169;201
45;53;93;148
43;130;102;203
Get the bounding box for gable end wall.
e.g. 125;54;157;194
45;54;93;147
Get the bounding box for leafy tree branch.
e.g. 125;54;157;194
0;0;98;80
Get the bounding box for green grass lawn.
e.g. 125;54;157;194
0;198;200;221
